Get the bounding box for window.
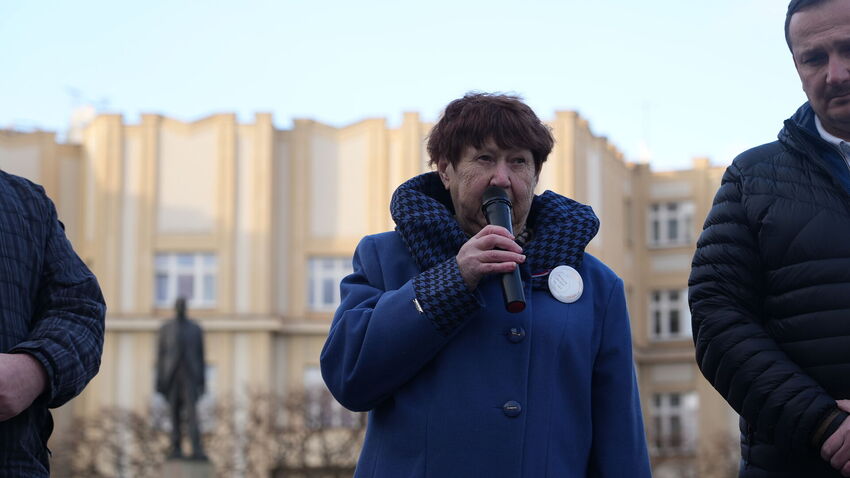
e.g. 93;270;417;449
650;289;691;341
155;253;217;309
303;366;360;429
648;201;694;247
308;257;352;312
651;392;698;453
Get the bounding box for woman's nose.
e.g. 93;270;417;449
490;161;511;188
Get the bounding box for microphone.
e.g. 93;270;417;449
481;186;526;313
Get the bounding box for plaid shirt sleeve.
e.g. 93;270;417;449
9;185;106;408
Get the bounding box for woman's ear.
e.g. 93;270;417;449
437;158;451;189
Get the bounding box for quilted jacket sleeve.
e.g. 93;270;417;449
10;186;106;408
320;235;482;412
689;164;843;454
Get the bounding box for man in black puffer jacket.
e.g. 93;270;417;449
689;0;850;476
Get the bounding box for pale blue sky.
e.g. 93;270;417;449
0;0;803;170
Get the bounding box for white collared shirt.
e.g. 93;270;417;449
815;115;850;167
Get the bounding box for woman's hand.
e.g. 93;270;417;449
456;225;525;291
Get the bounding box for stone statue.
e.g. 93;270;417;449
156;297;207;460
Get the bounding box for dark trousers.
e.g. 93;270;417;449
167;377;204;458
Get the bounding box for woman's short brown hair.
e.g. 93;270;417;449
426;92;554;174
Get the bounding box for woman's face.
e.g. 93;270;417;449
438;139;538;237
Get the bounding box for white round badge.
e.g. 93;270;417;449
548;265;583;304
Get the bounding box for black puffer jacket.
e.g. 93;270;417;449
690;103;850;477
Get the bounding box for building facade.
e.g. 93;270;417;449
0;110;735;476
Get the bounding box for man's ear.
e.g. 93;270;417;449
437;158;451;189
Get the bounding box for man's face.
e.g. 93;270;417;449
438;139;538;237
789;0;850;139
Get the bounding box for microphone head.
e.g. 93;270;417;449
481;186;512;210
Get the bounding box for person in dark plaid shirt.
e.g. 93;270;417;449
0;170;106;476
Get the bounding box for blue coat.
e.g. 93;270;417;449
321;173;650;478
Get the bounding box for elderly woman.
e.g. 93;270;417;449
321;93;650;477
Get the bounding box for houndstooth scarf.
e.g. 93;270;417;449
390;172;599;290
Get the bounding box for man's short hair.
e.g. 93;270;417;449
426;92;554;174
785;0;832;51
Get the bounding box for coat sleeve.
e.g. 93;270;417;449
320;235;482;412
10;188;106;409
689;163;844;454
588;278;652;477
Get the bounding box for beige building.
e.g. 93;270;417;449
0;109;735;476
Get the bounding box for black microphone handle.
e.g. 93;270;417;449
501;264;526;313
484;202;514;235
481;188;526;313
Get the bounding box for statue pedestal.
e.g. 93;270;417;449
162;458;214;478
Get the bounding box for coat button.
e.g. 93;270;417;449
507;327;526;343
503;400;522;417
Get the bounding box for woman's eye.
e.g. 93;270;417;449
478;155;493;162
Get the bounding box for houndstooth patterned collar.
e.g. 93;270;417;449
390;172;599;290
